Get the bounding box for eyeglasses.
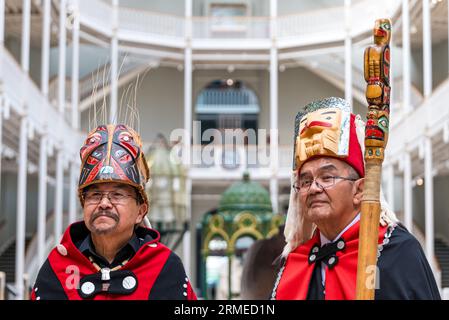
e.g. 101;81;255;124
293;175;358;193
83;191;136;205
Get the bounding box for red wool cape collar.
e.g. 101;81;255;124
33;222;196;300
275;221;387;300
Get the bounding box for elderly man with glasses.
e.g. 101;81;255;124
31;124;196;300
271;97;440;300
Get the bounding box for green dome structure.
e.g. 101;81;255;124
218;172;272;212
200;172;284;299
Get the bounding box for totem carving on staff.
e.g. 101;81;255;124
356;18;391;300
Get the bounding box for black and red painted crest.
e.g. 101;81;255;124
78;124;150;206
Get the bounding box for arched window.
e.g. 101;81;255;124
195;80;260;145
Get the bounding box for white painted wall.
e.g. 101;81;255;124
410;39;449;95
413;183;425;235
49;44;110;80
431;40;449;89
136;67;185;142
410;175;449;244
4;38;43;88
393;174;403;213
433;175;449;243
118;0;344;17
0;170;72;245
120;0;185;15
193;0;268;16
278;66;365;146
278;0;344;15
110;66;185;142
79;66;183;140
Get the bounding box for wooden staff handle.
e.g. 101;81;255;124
355;18;391;300
356;162;381;300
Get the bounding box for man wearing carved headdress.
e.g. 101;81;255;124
31;124;196;300
271;97;440;300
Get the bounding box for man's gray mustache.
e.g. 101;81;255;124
90;211;119;223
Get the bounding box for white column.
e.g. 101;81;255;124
0;0;3;202
71;0;80;129
21;0;31;72
344;0;352;109
182;229;191;277
54;150;64;244
0;103;2;208
58;0;67;114
184;48;192;166
424;137;435;270
110;0;119;123
183;178;192;277
270;0;277;37
422;0;432;98
402;0;411;113
68;161;77;224
37;0;51;268
386;163;395;211
0;0;5;44
185;0;192;35
183;0;192;276
269;45;279;213
184;0;192;166
41;0;51;96
269;177;279;213
15;115;28;300
269;0;278;213
37;135;47;268
403;152;413;232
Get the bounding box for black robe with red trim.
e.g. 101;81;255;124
273;221;441;300
30;222;197;300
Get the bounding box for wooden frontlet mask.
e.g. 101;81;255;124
293;97;364;177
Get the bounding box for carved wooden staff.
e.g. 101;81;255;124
355;18;391;300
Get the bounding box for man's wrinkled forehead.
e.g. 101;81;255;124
87;183;134;192
299;157;349;176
